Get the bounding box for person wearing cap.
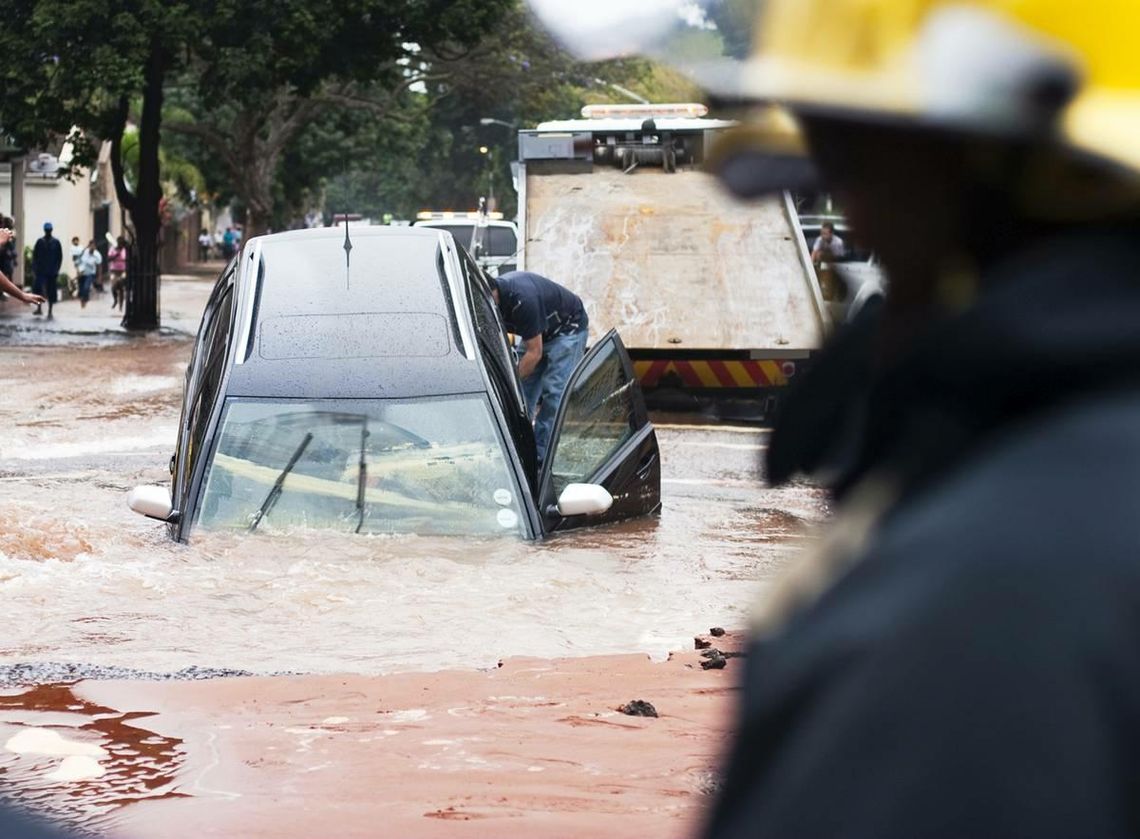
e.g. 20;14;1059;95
686;2;1140;837
492;270;589;465
0;228;46;309
31;222;63;317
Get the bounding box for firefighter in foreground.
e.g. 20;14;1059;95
692;1;1140;836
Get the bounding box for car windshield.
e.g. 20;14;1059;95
195;396;527;538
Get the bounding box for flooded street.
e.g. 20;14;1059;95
0;278;827;836
0;280;827;677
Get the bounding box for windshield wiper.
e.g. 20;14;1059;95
355;420;369;534
249;432;313;532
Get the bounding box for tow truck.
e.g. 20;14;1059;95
516;103;827;417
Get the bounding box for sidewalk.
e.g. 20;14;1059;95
0;264;220;345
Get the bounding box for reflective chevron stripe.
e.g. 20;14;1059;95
633;359;796;388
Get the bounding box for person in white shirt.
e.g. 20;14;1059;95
76;239;103;308
811;222;847;265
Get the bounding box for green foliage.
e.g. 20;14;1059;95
0;1;198;168
1;0;712;236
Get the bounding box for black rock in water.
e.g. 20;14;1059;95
618;699;659;717
701;654;727;671
710;627;726;637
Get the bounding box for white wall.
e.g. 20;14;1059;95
0;167;93;270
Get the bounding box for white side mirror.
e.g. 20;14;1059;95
556;483;614;517
128;486;175;521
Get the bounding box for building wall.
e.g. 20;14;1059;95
1;164;93;280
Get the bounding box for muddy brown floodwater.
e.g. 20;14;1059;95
0;278;829;836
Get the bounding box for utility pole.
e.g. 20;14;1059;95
11;157;25;289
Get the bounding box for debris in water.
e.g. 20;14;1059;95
700;653;726;671
694;636;712;650
709;627;726;637
701;648;746;661
617;700;658;718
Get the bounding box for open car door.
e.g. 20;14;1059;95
538;329;661;534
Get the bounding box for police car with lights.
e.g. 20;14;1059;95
413;206;519;278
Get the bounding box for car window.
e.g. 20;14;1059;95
546;337;637;497
461;251;523;406
186;285;234;482
175;272;234;507
195;395;527;538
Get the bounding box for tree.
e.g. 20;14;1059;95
1;0;198;329
1;0;512;329
163;0;511;235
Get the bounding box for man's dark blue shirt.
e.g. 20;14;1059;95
494;271;587;342
32;235;63;280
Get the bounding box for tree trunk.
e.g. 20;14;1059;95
122;42;166;331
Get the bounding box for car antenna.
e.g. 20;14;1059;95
342;212;353;290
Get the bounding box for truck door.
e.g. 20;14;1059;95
538;329;661;534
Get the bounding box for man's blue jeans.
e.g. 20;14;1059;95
522;328;589;465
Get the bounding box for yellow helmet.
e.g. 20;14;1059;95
732;0;1140;176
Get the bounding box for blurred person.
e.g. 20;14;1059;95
31;222;63;317
693;2;1140;838
0;228;46;309
492;270;588;465
68;235;82;296
0;215;17;282
197;228;212;261
76;239;102;309
221;226;236;259
108;236;129;311
810;221;846;265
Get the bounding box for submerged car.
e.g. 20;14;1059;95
129;226;660;541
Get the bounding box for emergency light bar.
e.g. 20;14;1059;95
416;210;505;220
581;103;709;120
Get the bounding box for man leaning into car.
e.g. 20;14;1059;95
492;270;588;466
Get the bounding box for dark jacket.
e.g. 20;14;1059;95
32;235;63;280
0;240;15;278
707;230;1140;839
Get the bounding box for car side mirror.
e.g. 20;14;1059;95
556;483;614;517
128;485;177;522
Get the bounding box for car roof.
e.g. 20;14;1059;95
223;227;487;401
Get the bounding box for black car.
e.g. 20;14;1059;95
128;226;660;541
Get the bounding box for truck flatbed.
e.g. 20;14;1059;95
522;167;824;353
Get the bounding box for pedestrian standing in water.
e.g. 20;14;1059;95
492;270;589;466
108;236;128;311
31;222;63;318
0;216;17;282
0;228;46;310
76;239;102;309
